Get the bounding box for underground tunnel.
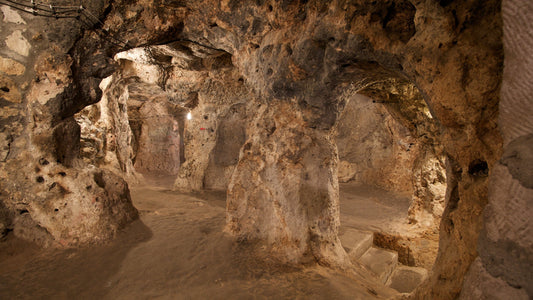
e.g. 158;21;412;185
0;0;531;299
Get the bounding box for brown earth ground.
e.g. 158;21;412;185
0;179;437;299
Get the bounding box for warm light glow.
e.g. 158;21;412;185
187;112;192;120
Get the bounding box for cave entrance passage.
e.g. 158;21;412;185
75;43;245;191
336;94;416;232
335;86;446;270
74;47;189;188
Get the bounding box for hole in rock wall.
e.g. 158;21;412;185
468;159;488;178
335;87;446;269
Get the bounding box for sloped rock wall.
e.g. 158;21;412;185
75;74;139;182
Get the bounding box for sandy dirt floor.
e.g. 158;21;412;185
0;181;406;299
340;182;412;233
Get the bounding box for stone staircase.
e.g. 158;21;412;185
339;228;428;294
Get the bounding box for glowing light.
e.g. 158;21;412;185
187;112;192;120
423;107;434;119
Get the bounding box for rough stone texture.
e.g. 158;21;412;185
354;75;447;229
1;5;26;24
0;57;25;76
459;258;528;300
226;99;350;267
75;74;139;182
459;1;533;298
0;1;517;298
6;30;30;57
75;101;107;167
0;74;22;103
76;48;186;179
0;1;139;247
76;41;251;190
203;102;248;190
408;148;446;227
335;92;447;230
76;51;182;181
335;93;419;192
133;100;181;176
0;155;138;247
172;56;253;192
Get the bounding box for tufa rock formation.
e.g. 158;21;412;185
0;0;530;298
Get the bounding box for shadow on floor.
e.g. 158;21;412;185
0;219;153;299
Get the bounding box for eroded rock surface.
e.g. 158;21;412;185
227;99;349;266
460;1;533;297
336;94;420;192
0;0;523;298
0;1;139;247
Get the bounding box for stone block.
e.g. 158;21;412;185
359;246;398;284
339;228;373;260
6;30;30;57
386;265;428;293
0;57;25;76
0;75;21;103
1;5;26;24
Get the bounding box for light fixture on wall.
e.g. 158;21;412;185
186;112;192;120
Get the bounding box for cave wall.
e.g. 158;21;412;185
408;147;446;227
335;93;419;191
133;100;181;176
199;3;501;287
171;54;253;192
0;0;520;298
0;2;139;246
76;40;251;191
203;102;248;190
336;93;447;228
355;78;447;228
183;0;503;296
75;74;140;183
226;98;349;266
460;0;533;298
76;75;182;181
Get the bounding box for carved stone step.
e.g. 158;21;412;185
386;265;428;293
359;246;398;284
339;228;374;260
